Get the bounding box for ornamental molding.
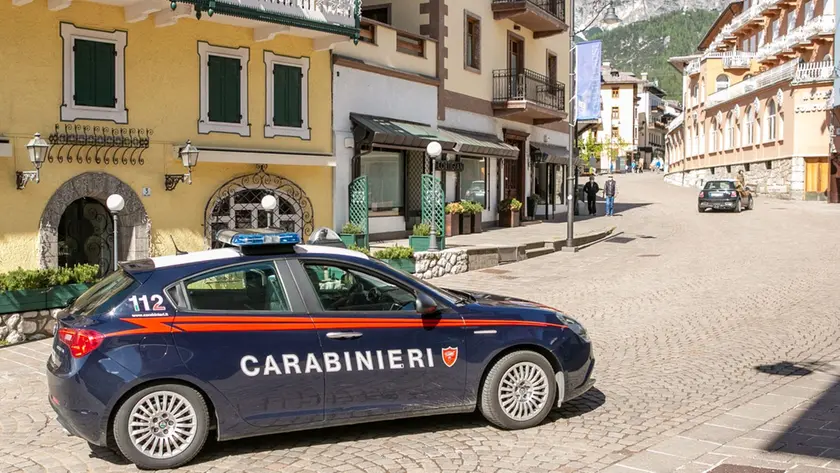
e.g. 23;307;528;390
752;97;760;114
776;88;784;106
733;104;741;119
716;110;723;123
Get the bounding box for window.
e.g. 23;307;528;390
465;13;481;71
709;118;718;153
611;107;620;120
771;19;780;40
725;113;734;150
546;52;557;89
301;263;416;312
700;81;705;103
704;180;736;190
716;74;730;92
60;23;127;123
744;106;755;145
184;262;290;312
68;270;137;317
460;158;487;208
361;5;390;23
199;42;250;136
362;150;403;214
612;88;619;98
804;0;814;21
766;99;777;141
612;128;620;140
757;30;765;47
750;34;757;52
787;9;797;33
264;52;310;139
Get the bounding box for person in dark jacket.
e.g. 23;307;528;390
603;175;617;216
583;176;600;215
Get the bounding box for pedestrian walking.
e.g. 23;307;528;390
604;175;617;216
630;161;636;174
583;176;600;215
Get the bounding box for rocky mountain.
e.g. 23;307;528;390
575;0;725;33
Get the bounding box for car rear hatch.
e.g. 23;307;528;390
701;189;737;200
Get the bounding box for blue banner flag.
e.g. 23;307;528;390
576;40;603;122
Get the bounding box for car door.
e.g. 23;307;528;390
168;259;324;429
289;258;468;422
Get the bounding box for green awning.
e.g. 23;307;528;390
438;127;520;159
350;113;456;151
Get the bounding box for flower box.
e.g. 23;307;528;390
471;212;483;233
0;283;91;315
459;214;473;234
445;214;460;237
339;233;366;248
499;209;521;228
381;258;415;274
409;235;431;252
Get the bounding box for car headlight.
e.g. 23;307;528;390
555;312;590;342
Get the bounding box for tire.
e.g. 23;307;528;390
698;205;704;213
113;384;209;470
747;197;754;210
735;200;742;213
479;351;557;430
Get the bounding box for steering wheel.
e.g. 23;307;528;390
367;286;382;303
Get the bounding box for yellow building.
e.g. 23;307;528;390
665;0;835;200
0;0;360;273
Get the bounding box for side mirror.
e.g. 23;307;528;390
415;292;439;316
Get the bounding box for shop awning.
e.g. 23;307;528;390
531;142;570;165
438;127;520;159
350;113;457;151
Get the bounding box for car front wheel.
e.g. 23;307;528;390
113;384;209;470
479;351;557;430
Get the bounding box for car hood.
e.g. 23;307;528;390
446;288;556;311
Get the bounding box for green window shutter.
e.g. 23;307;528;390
208;55;241;124
73;39;116;108
273;64;302;128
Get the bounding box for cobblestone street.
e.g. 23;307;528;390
2;174;840;473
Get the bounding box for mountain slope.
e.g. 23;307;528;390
575;0;723;32
584;9;719;99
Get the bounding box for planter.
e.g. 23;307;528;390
409;235;430;252
339;233;366;248
459;214;473;234
471;212;483;233
0;283;91;314
499;209;521;228
381;258;415;274
445;214;460;237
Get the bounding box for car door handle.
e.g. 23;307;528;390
326;331;363;340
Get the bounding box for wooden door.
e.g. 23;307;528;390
503;140;522;200
805;157;829;194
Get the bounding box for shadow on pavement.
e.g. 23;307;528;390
755;360;840;461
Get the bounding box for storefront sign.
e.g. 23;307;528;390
435;160;465;172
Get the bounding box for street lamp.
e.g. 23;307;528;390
603;3;621;25
426;141;442;252
165;140;200;191
106;194;125;272
17;133;50;190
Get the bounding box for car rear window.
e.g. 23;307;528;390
704;181;735;191
68;270;139;317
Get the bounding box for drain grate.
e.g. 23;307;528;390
638;254;661;258
481;268;511;274
606;236;635;244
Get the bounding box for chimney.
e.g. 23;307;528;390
641;72;648;81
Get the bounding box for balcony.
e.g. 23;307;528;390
757;15;835;63
706;59;798;107
334;19;438;79
492;0;568;38
792;59;836;84
722;51;756;69
492;69;566;124
686;60;701;75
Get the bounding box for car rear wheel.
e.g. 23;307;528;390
734;200;742;213
113;384;209;470
479;351;557;430
698;205;704;213
747;197;754;210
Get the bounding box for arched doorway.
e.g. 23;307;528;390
58;198;114;275
204;165;314;248
40;173;150;271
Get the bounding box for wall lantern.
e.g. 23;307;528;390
165;140;200;191
17;133;50;190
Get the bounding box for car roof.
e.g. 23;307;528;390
146;244;369;270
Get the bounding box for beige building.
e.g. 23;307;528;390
665;0;835;200
360;0;573;222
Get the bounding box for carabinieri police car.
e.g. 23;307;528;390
47;228;595;470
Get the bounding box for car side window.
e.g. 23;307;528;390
183;261;290;312
301;263;417;312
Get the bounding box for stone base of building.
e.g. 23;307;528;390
664;157;817;200
1;309;60;346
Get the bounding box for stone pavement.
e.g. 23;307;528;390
2;173;840;473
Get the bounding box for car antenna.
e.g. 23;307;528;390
170;235;188;255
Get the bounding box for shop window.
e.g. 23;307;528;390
465;13;481;72
362;151;404;215
459;158;487;209
60;23;127;123
199;42;250;136
264;52;310;139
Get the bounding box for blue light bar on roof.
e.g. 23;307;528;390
215;228;301;247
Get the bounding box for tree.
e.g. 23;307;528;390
577;132;604;169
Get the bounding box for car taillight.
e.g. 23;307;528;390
698;191;704;198
57;328;104;358
730;191;738;197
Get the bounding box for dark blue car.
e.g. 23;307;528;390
47;229;595;470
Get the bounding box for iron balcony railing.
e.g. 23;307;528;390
492;0;566;23
492;69;566;112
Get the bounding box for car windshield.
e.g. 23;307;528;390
367;257;459;303
68;269;138;317
704;181;736;191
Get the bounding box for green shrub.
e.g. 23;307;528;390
460;201;484;214
340;222;364;235
373;246;414;260
412;223;431;236
499;198;523;211
0;264;101;292
347;244;371;256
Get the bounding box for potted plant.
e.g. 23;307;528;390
338;222;366;248
444;202;463;237
409;223;440;252
0;264;99;314
498;198;523;227
373;246;415;273
458;202;474;234
465;201;484;233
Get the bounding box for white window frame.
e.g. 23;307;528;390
198;42;250;136
60;23;128;124
264;52;310;140
744;107;754;145
765;100;777;142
